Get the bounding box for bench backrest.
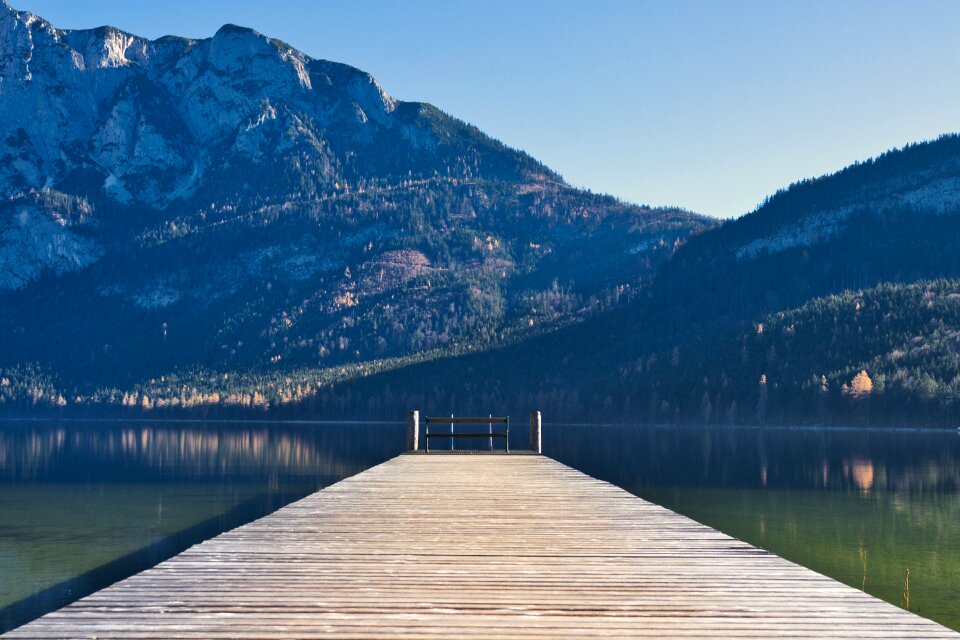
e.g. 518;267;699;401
424;416;509;452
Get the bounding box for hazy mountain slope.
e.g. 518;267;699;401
652;135;960;328
0;1;711;395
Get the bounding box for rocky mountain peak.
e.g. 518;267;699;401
0;1;525;209
0;1;38;82
0;0;23;23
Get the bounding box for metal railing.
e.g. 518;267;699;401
424;415;509;453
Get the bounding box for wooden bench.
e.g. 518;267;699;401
405;411;541;453
424;415;509;453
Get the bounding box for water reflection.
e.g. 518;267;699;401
3;421;960;634
847;457;875;493
545;424;960;495
0;420;403;633
546;424;960;631
0;422;401;482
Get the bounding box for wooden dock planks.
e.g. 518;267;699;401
5;454;958;639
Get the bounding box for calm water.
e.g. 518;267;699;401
1;421;959;632
546;424;960;631
0;420;403;632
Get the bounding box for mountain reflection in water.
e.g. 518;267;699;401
0;420;403;633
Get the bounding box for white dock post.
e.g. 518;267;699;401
530;411;542;454
407;410;419;452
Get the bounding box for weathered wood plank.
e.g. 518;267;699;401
4;454;957;639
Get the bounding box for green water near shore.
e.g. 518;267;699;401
0;483;265;609
0;420;403;631
549;424;960;631
646;487;960;629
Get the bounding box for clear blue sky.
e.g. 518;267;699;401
16;0;960;218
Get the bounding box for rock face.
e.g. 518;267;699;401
0;1;710;387
0;192;101;290
0;1;525;211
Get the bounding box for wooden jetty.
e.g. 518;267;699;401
6;419;958;638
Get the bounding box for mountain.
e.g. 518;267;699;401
0;2;542;206
305;137;960;427
652;135;960;328
0;1;710;408
5;3;958;427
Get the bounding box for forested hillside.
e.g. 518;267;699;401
609;280;960;427
272;280;960;428
652;135;960;329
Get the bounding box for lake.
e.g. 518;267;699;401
1;420;958;633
